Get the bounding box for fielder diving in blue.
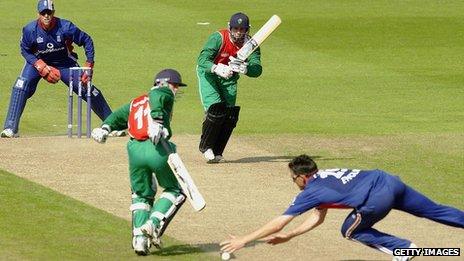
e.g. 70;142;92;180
221;155;463;260
1;0;112;138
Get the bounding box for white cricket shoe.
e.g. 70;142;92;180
140;220;163;249
203;148;215;163
132;235;151;256
1;129;17;138
209;155;224;164
392;243;417;261
108;130;127;137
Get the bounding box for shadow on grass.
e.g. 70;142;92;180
225;155;314;164
152;243;216;256
225;155;354;164
152;241;265;257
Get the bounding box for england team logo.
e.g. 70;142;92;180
37;37;43;43
57;35;61;42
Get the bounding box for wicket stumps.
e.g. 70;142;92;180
68;67;92;138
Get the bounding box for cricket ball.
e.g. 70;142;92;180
221;251;231;260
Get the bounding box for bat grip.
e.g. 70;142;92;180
159;138;172;154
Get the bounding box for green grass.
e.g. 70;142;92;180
244;133;464;208
0;0;462;257
0;0;462;135
0;169;214;260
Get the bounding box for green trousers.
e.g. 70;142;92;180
197;67;238;111
127;139;183;235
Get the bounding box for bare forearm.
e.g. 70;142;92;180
288;217;321;238
242;215;293;243
243;221;280;242
288;209;327;238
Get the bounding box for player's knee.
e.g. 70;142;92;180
341;212;362;239
206;102;227;122
161;189;186;206
88;85;100;97
341;226;350;239
12;77;29;91
226;106;240;125
131;193;154;206
10;77;32;101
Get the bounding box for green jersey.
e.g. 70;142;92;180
102;87;174;139
197;29;262;83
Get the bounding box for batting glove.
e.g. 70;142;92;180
91;125;110;144
229;56;248;74
148;121;169;145
212;63;233;79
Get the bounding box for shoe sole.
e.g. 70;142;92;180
135;250;149;256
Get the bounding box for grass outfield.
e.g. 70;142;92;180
0;0;462;135
0;169;213;260
0;0;462;258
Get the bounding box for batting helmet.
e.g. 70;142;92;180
229;12;250;29
154;69;187;87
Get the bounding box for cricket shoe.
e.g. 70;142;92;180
140;220;163;249
392;243;417;261
1;129;18;138
203;148;216;163
109;130;127;137
132;235;151;256
209;155;224;164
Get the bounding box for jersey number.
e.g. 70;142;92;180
133;105;150;130
318;169;361;184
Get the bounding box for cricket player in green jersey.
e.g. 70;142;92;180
91;69;187;255
197;12;262;163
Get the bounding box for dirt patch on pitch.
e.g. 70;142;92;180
0;135;462;260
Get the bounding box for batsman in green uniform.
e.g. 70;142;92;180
197;12;262;163
91;69;187;255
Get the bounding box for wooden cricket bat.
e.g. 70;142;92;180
160;139;206;212
235;15;282;61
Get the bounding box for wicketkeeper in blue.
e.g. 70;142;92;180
1;0;112;138
221;155;464;260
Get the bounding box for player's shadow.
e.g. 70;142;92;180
151;243;215;256
226;155;310;163
151;241;264;257
226;155;353;164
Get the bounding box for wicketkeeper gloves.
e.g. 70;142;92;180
81;61;94;85
45;67;60;83
34;59;61;83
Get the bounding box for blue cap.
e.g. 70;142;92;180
154;69;187;87
37;0;54;13
229;12;250;29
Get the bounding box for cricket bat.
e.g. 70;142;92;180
235;14;282;61
160;139;206;212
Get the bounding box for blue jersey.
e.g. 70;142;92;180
284;169;388;216
20;17;94;67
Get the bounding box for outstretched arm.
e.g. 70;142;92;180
220;214;294;253
266;208;327;245
92;103;129;143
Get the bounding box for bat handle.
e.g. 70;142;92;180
159;138;172;154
